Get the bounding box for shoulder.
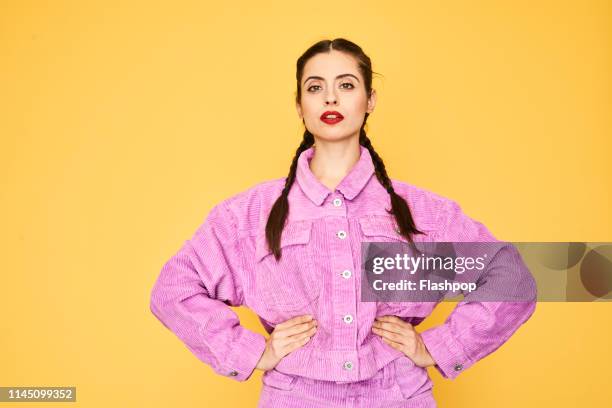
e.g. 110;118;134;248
389;179;494;240
389;179;458;224
209;177;286;233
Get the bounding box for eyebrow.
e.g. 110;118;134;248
303;73;360;85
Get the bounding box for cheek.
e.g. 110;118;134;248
346;109;366;128
301;101;320;121
343;96;368;117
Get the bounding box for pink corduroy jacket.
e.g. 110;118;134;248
150;145;537;390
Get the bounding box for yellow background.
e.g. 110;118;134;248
1;1;610;406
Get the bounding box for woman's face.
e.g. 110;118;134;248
297;50;376;143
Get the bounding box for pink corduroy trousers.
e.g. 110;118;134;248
257;357;437;408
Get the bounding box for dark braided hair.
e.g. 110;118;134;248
266;38;423;260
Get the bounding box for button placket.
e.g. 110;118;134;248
327;209;357;380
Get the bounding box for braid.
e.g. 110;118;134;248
281;131;315;196
265;130;315;261
359;113;424;243
359;119;393;193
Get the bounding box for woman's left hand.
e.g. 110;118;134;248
372;315;436;368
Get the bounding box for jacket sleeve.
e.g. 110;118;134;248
150;201;266;382
419;200;537;380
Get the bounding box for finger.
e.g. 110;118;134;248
372;326;405;344
372;321;404;335
276;314;313;330
286;324;317;342
280;321;318;347
381;336;404;351
375;315;400;322
376;315;413;328
272;331;308;354
276;319;317;339
284;333;312;353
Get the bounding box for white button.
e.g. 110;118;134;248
343;361;354;370
337;230;347;239
454;363;463;372
395;227;401;234
333;198;342;207
341;270;352;279
343;314;353;324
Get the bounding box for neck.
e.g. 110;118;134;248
308;138;361;192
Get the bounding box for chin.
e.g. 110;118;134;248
315;133;354;143
314;127;359;141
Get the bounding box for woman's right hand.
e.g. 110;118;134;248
255;314;318;372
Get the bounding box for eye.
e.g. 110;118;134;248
307;85;321;92
340;82;355;89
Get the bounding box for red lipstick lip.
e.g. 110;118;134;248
320;110;344;124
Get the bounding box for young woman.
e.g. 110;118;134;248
150;38;537;407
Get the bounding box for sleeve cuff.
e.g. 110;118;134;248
420;324;472;380
220;326;267;382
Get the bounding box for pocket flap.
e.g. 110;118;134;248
359;215;436;240
255;219;313;262
359;216;404;240
262;368;297;391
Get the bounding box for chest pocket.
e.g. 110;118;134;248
358;214;437;242
358;215;407;243
254;219;321;320
358;215;439;318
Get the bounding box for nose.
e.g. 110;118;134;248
325;89;337;106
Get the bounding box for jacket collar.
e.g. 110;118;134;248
295;144;375;206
